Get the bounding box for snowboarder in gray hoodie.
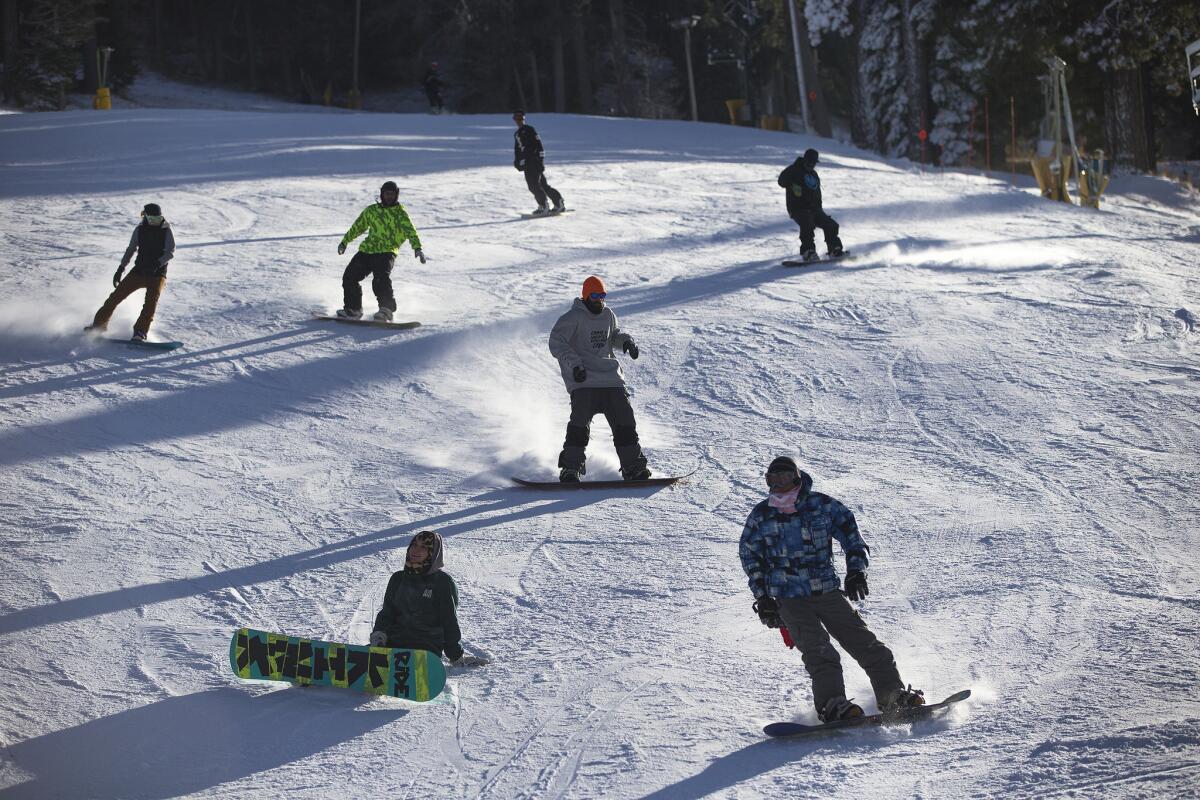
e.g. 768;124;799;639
548;275;650;482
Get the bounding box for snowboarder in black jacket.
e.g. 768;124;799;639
423;62;444;113
513;111;565;215
369;531;465;663
778;148;843;261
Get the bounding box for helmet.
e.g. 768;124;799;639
380;180;399;195
802;148;819;167
142;203;162;216
512;110;526;123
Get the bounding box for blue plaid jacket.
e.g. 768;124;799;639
738;471;870;599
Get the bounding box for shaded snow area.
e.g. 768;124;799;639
1;107;1199;799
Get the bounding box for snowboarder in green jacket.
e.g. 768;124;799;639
336;180;425;322
370;531;466;663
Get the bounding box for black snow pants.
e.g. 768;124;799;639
342;251;397;312
792;208;842;255
558;387;647;476
523;164;563;208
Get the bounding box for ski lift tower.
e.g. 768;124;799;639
1030;56;1109;208
1187;38;1200;115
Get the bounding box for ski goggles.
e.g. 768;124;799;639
765;469;798;487
588;292;607;301
143;214;163;225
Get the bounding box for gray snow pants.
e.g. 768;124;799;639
778;593;903;713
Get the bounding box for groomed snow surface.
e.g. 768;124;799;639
1;90;1198;799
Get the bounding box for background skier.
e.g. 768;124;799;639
778;148;843;262
513;111;565;215
739;456;924;722
548;275;650;482
336;180;424;322
86;202;175;342
423;62;444;112
370;530;471;664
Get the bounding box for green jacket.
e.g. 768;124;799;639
372;569;463;660
341;202;422;255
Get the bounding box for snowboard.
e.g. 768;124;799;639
314;315;421;330
782;251;850;267
512;472;692;490
229;627;447;701
520;209;573;220
103;337;183;351
763;689;971;737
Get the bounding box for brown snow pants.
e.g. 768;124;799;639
778;592;904;713
92;272;166;336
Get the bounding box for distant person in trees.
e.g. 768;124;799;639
370;531;483;666
739;456;926;722
423;62;444;113
513;111;565;216
548;275;650;483
85;202;175;342
336;180;425;322
778;148;843;262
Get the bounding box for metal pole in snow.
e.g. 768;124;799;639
1010;95;1016;187
984;95;990;175
968;101;976;171
786;0;811;131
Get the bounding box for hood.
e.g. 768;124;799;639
404;530;445;575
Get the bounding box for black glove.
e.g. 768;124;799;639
514;160;524;171
572;365;587;383
753;597;783;628
112;266;125;288
337;241;347;255
414;248;426;264
844;571;869;601
622;339;639;360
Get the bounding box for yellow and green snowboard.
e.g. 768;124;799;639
229;627;447;701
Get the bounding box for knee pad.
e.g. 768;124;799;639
612;425;640;446
564;423;590;447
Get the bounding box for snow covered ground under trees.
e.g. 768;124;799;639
1;94;1198;799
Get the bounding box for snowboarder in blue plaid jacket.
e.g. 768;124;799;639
739;456;925;723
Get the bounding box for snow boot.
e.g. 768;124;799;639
532;204;550;216
130;331;147;342
801;249;820;263
559;468;581;483
373;308;394;322
622;465;652;481
828;244;844;257
336;307;363;319
880;685;926;714
818;696;865;723
553;199;566;213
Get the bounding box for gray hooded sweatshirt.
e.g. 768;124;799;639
548;297;634;393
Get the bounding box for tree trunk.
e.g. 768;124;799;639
608;0;632;115
572;1;591;113
1;0;17;103
152;0;162;68
553;30;566;112
529;52;543;112
1103;64;1155;173
244;2;257;90
899;0;930;161
847;0;875;150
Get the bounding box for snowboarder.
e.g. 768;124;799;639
739;456;925;722
369;530;470;664
423;62;444;113
336;181;425;322
548;275;650;482
513;111;565;215
86;203;175;342
778;148;843;262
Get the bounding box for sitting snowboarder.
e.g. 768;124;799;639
86;202;175;341
370;530;482;666
513;111;565;215
739;456;925;722
336;180;425;322
548;275;650;483
778;148;843;262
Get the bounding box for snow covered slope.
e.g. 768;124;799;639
1;106;1198;799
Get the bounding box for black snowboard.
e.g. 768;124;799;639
512;472;691;490
314;315;421;330
782;251;850;267
763;689;971;737
519;209;573;220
